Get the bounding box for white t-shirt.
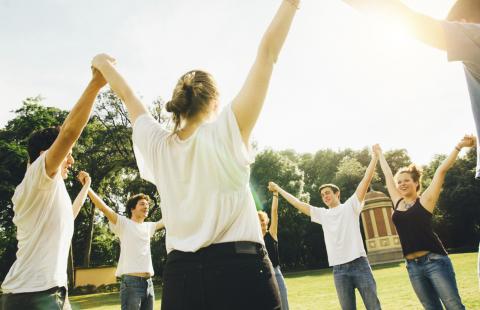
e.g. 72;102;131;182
109;215;157;277
310;194;366;266
132;104;263;253
2;152;74;293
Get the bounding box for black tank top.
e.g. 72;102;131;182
264;232;280;268
391;198;447;256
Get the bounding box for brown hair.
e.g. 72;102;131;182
27;126;61;164
165;70;219;132
319;184;340;195
447;0;480;23
394;164;423;192
126;193;150;218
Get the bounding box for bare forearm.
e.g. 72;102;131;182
87;189;118;224
96;62;148;123
277;187;310;216
356;157;378;201
270;195;279;238
62;80;103;138
343;0;445;50
72;184;90;219
259;0;298;64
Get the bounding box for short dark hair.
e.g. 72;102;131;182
447;0;480;23
318;183;340;195
125;193;151;218
27;126;60;164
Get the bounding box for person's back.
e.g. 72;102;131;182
133;104;261;253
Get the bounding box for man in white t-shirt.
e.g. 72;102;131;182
269;146;381;310
1;69;106;309
82;182;164;310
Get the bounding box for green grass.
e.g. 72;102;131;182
70;253;479;309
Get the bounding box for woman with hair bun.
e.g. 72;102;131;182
91;1;299;309
373;136;475;310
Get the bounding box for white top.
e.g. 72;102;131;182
132;104;263;253
2;152;74;293
109;215;157;277
310;194;366;266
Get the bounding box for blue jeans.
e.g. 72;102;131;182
120;275;155;310
406;253;465;310
274;266;289;310
1;286;66;310
332;256;381;310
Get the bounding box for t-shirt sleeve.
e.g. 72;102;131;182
28;151;60;190
109;214;127;237
213;104;255;167
345;194;363;215
310;206;325;225
132;113;169;184
442;21;480;64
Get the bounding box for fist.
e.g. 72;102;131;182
268;182;279;193
457;134;476;149
77;171;91;186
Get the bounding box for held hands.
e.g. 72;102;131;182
268;181;280;193
91;53;116;72
372;144;382;159
77;171;91;187
457;134;476;149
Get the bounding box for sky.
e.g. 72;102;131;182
0;0;473;165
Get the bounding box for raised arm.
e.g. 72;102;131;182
420;135;476;212
45;69;106;177
73;171;91;219
269;181;311;216
373;144;402;204
269;191;279;240
343;0;446;50
355;145;379;202
87;187;118;225
232;0;299;146
91;54;149;124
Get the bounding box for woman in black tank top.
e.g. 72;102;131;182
373;137;474;310
257;189;290;310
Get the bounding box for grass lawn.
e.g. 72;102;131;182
70;252;479;309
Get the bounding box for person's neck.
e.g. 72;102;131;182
403;194;418;204
131;215;145;224
177;116;205;140
328;201;340;209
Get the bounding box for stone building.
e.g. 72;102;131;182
361;191;403;264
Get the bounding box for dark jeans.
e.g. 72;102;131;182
332;256;382;310
120;275;155;310
1;286;66;310
406;253;465;310
161;241;281;310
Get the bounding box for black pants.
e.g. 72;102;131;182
1;286;66;310
161;242;281;310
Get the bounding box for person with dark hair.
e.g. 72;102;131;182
373;136;475;310
1;69;106;309
268;146;381;310
91;1;299;309
258;189;289;310
81;179;164;310
343;0;480;180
